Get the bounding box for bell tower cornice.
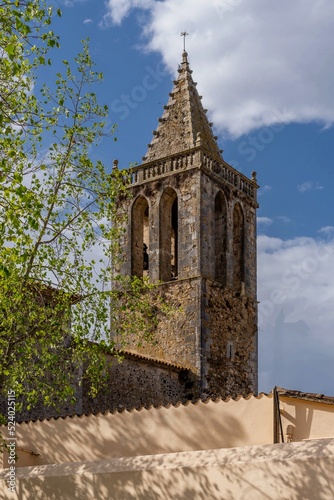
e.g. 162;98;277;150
132;146;259;208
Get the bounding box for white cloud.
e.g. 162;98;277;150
257;216;272;226
297;181;312;193
59;0;88;6
83;18;93;24
102;0;334;138
258;234;334;394
261;185;272;193
297;181;324;193
319;226;334;236
101;0;154;26
277;216;291;224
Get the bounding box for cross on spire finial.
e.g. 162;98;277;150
180;31;189;51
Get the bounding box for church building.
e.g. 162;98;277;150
3;52;334;500
5;50;259;422
91;49;260;412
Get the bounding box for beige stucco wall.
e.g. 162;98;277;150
1;393;334;498
1;395;273;468
280;396;334;442
3;393;334;471
1;438;333;500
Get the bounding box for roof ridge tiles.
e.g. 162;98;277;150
15;388;334;425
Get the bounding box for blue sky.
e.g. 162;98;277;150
48;0;334;396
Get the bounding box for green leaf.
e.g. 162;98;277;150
4;44;16;57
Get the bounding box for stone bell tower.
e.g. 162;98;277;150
116;50;259;399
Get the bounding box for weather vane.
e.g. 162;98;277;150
180;31;189;51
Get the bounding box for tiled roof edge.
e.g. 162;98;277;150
114;350;187;371
14;387;334;425
277;387;334;405
5;391;273;425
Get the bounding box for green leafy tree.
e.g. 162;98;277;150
0;1;167;422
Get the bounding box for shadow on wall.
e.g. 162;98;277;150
8;400;251;467
281;403;314;442
7;439;334;499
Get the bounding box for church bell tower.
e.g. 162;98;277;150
116;50;259;399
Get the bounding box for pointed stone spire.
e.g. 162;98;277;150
142;51;222;163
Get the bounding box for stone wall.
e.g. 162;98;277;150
110;277;257;405
200;168;257;299
83;354;196;414
0;387;81;424
115;149;258;402
114;279;202;374
202;279;258;399
128;167;201;282
1;353;196;423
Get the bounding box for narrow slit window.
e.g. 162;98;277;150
226;341;235;361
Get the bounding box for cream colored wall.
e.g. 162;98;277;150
1;438;333;500
2;393;334;473
1;395;273;468
280;397;334;442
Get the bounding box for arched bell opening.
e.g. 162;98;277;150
214;191;227;286
160;188;178;282
131;196;150;278
233;202;245;292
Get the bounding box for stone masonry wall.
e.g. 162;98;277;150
201;279;258;399
200;169;257;299
3;354;195;423
114;149;258;405
115;278;202;375
128;167;201;281
83;354;197;414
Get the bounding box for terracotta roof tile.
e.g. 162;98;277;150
277;386;334;405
